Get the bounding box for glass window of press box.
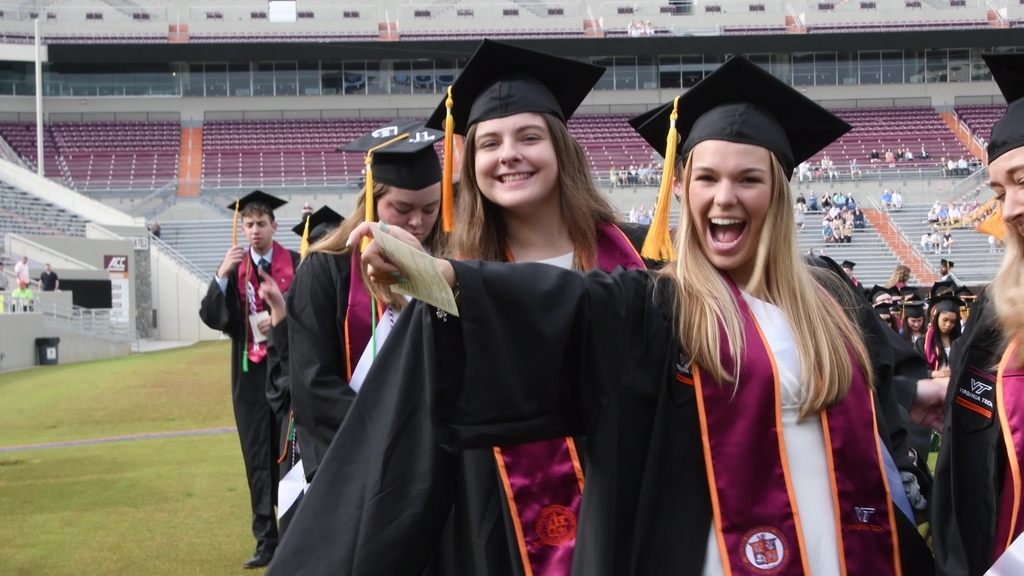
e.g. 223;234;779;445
0;48;1016;98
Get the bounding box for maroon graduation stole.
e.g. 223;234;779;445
494;222;645;576
994;340;1024;560
688;279;901;575
343;250;382;381
237;241;294;365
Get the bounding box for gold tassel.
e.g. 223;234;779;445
299;215;311;259
977;205;1006;241
361;133;410;250
232;199;240;246
641;96;680;261
441;85;455;232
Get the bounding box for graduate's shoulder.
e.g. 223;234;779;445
295;250;354;281
611;221;665;271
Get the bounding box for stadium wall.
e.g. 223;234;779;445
0;311;130;372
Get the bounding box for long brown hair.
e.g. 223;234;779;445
453;113;617;269
662;149;873;419
884;265;911;289
308;182;448;308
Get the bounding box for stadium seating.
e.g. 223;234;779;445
885;202;1002;283
795;211;921;285
158;219;304;277
955;104;1005;143
0;122;180;191
0;182;88;238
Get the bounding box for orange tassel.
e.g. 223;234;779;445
641;96;680;262
442;85;456;232
232;199;239;246
361;133;410;250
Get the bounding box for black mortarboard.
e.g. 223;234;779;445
930;280;957;298
901;301;927;318
424;39;604;135
339;121;443;191
866;285;897;304
929;294;966;314
627;56;851;176
940;259;955;269
898;285;922;300
841;260;856;270
982;53;1024;163
228;190;287;214
292;206;344;242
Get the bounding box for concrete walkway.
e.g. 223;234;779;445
131;339;198;354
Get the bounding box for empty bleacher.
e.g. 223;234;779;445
955;104;1005;143
158;219;304;278
0;121;180;191
885;202;1002;283
0;182;88;238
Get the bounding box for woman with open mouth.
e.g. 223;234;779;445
326;55;935;576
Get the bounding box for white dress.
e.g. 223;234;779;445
702;292;842;576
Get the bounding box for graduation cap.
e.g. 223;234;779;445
628;56;851;261
930;280;956;298
340;121;443;246
940;258;954;270
866;285;898;305
898;285;922;300
841;260;856;270
339;121;443;191
981;53;1024;163
229;191;287;245
928;293;966;315
424;40;604;232
900;300;927;319
293;206;345;258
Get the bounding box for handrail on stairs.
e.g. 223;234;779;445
867;196;937;277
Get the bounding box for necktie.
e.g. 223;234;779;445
257;258;270;283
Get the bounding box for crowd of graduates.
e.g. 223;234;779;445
197;41;1024;575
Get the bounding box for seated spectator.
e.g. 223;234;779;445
927;206;939;223
807;191;819;211
832;223;845;243
880;189;892;209
843;217;854;243
920;145;929;160
609;166;618;188
885;149;895;164
869;149;880;163
822;217;833;242
628;206;637;223
833;191;846;206
795;193;807;211
946;158;956;177
798;160;811;182
821;195;832;211
948;203;961;222
795;208;805;231
938;204;949;222
940;157;948;177
921;232;933;253
828;204;840;220
891;190;903;209
846;195;856;211
637;205;651;225
849;158;862;180
904;149;914;161
853;208;866;229
941;230;953;254
957;156;968;175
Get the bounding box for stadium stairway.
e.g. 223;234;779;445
795;211;920;286
886;204;1002;284
0;182;89;239
159;219;305;278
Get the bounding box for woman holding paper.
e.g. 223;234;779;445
932;52;1024;576
284;120;446;483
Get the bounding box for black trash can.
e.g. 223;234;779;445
35;337;60;366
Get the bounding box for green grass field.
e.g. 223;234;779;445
0;342;259;576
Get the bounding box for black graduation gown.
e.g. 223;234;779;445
199;248;300;549
268;260;933;575
931;290;1006;576
266;318;291;450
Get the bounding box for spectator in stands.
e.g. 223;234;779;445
948;203;961;222
832;191;846;206
150;221;161;239
828;203;840;220
822;216;833;242
920;146;929;160
946;158;956;177
938;204;949;222
921;231;934;252
885;149;895;164
927;205;939;224
849;158;862;180
14;256;28;286
821;194;832;212
610;166;618;188
637;205;652;225
941;230;953;254
794;208;805;231
880;189;892;209
0;262;7;292
832;219;845;243
956;157;968;176
38;263;58;292
870;148;880;163
795;192;807;212
891;190;904;210
798;160;811;181
842;214;854;242
904;149;914;161
628;205;637;222
939;157;948;177
12;280;33;312
807;190;819;211
853;207;866;229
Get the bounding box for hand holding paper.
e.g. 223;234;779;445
370;227;459;316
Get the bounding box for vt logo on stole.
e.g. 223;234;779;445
956;365;996;419
741;527;788;574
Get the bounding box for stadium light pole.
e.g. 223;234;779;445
34;17;44;178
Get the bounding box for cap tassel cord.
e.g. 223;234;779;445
232;199;240;246
299;214;311;259
442;86;456;232
641;96;680;261
361;133;410;250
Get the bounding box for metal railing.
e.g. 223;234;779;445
4;295;135;342
867;195;937;277
941;165;989;201
149;233;210;283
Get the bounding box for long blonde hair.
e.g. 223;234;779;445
992;211;1024;360
453;113;617;269
885;265;911;289
308;182;448;308
662;150;873;419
